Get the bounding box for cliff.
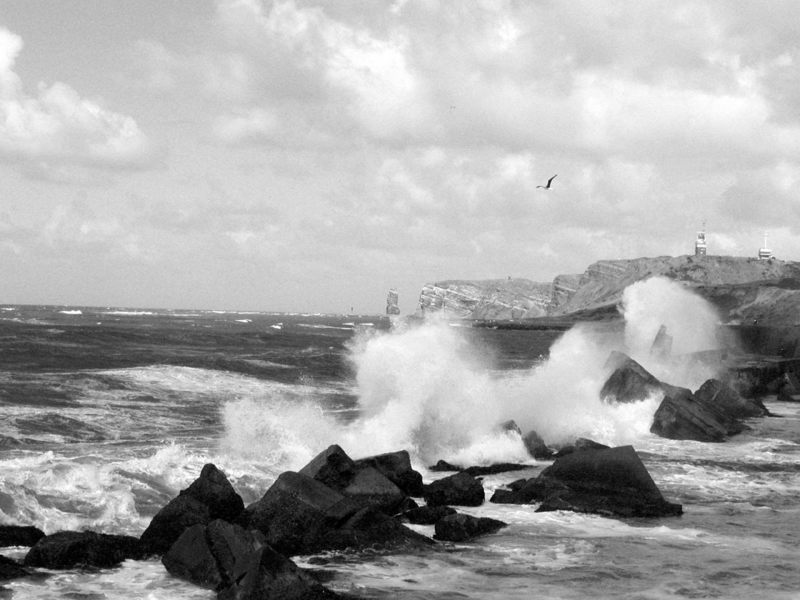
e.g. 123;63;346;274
416;255;800;326
417;279;552;320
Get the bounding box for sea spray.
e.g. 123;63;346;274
218;278;727;471
620;276;725;389
346;318;530;466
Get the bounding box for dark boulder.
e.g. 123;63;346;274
354;450;424;497
423;472;484;507
183;463;245;522
0;525;45;547
600;353;664;404
433;513;507;542
217;542;344;600
695;378;768;419
490;477;553;505
462;463;530;477
300;446;411;513
429;460;461;472
299;445;357;491
522;430;553;459
24;530;145;569
241;471;361;556
534;445;682;518
140;494;211;556
163;520;266;592
341;466;407;514
0;555;29;581
317;506;434;553
241;471;430;557
163;524;226;591
554;438;610;458
498;420;522;435
399;505;456;525
140;463;244;555
651;385;742;442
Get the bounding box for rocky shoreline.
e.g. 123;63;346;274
3;347;792;599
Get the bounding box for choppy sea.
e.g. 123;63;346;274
1;297;799;599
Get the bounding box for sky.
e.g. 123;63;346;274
1;0;800;313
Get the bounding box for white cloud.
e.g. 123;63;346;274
0;27;153;171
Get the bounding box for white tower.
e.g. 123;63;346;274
758;232;773;260
694;225;707;257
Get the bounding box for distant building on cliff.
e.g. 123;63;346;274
758;233;773;260
694;228;707;257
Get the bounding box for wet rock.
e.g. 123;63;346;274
163;520;266;592
316;506;434;553
217;541;345;600
0;525;44;547
536;445;682;517
354;450;424;497
140;463;244;555
433;513;507;542
600;352;664;404
650;324;673;359
650;380;755;442
241;471;360;557
299;445;357;491
0;555;29;581
462;464;530;477
553;438;610;458
423;472;484;507
695;378;768;418
301;446;411;513
24;530;145;569
399;505;456;525
241;471;430;557
428;460;461;472
491;446;682;518
523;430;554;459
498;420;522;435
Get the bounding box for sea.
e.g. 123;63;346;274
1;283;800;599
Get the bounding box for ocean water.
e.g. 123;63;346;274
1;281;799;599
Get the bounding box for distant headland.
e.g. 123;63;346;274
415;254;800;331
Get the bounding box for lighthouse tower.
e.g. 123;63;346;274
758;232;773;260
694;227;707;257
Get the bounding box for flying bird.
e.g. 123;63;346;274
537;174;557;189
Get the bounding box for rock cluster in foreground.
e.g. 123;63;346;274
0;438;689;597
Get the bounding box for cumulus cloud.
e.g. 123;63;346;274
0;27;153;171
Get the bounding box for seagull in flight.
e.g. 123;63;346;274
537;174;557;189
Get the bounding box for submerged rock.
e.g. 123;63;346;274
491;445;682;518
433;513;507;542
140;463;244;555
24;530;145;569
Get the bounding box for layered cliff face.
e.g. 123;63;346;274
417;279;552;320
550;255;800;322
417;256;800;325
